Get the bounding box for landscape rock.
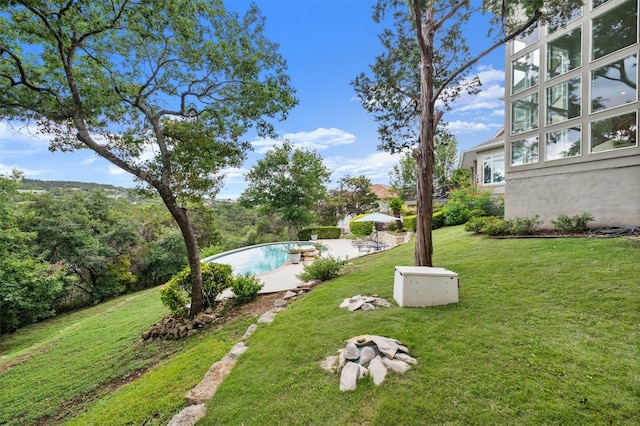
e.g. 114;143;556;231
242;324;258;341
368;356;387;385
343;342;360;360
274;299;287;308
358;346;376;367
339;362;360;391
382;357;411;374
320;356;338;373
257;311;277;324
370;335;399;359
283;291;298;300
167;403;207;426
339;295;392;312
394;352;418;364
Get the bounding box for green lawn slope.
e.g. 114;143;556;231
1;226;638;425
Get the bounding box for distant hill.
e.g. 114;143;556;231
19;178;130;193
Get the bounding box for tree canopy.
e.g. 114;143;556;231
0;0;297;315
354;0;583;266
239;142;331;239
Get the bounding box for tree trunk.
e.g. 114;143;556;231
160;191;203;316
413;5;436;267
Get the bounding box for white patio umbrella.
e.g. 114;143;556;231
354;212;401;242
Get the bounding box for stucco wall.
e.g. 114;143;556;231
505;164;640;228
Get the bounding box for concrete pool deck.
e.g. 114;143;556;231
256;239;372;294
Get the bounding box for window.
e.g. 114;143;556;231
511;136;539;166
512;24;539;54
546;126;582;160
590;111;638;153
593;0;610;8
512;49;540;94
548;7;582;34
511;93;539;134
547;27;581;79
547;77;581;125
590;54;637;113
482;152;505;184
591;0;638;60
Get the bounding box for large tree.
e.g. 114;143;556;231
353;0;582;266
330;175;379;217
239;142;331;239
0;0;296;315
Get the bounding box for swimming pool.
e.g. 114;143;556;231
205;242;320;276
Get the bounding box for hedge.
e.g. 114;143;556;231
297;226;341;240
348;214;374;237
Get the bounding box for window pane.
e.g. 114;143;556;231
592;0;638;60
591;112;638;152
546;126;582;160
591;54;637;113
512;25;539;54
546;77;581;125
511;137;539;166
548;7;582;34
511;93;539;134
483;153;505;184
512;49;540;94
547;27;581;79
593;0;610;8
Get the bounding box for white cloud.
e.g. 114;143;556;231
0;162;45;177
252;127;356;154
325;151;402;186
108;165;127;175
445;121;492;134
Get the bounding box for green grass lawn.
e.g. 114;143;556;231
1;226;638;425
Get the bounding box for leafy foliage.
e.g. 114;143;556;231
348;215;375;237
551;213;595;233
464;215;543;236
297;226;341;240
230;274;264;304
296;256;345;282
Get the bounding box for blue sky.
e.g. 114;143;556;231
0;0;505;199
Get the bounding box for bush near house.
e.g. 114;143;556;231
348;215;375;237
551;213;595;233
403;214;417;231
464;215;543;236
297;226;341;240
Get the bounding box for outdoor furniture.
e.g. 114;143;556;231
364;242;388;252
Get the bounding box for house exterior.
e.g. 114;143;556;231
464;0;639;227
370;183;398;213
460;128;506;196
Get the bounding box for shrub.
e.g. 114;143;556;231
432;211;445;229
404;215;417;232
298;226;341;240
551;213;595;233
480;218;512;236
230;273;263;304
509;215;542;235
349;215;374;237
464;216;496;233
296;256;345;282
160;280;189;318
442;200;471;226
161;262;234;317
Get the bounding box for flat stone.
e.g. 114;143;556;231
320;356;338;373
257;311;277;324
360;303;376;311
348;299;365;311
343;342;360;360
339;362;360;391
371;335;399;359
358;346;376;367
357;364;368;379
397;344;409;354
337;349;347;372
274;299;287;308
394;352;418;364
241;324;258;341
227;342;247;359
373;299;391;308
339;298;352;308
167;403;207;426
368;356;387;385
382;357;411;374
346;335;373;346
283;291;298;300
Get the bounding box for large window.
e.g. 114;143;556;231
546;126;582;160
482;152;505;185
590;111;638;153
590;54;638;113
512;25;539;54
511;136;539;166
591;0;638;60
512;50;540;94
548;7;582;34
547;27;582;79
593;0;611;8
547;77;582;125
511;93;539;134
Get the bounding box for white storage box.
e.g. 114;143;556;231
393;266;459;307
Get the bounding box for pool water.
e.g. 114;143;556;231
206;242;320;276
